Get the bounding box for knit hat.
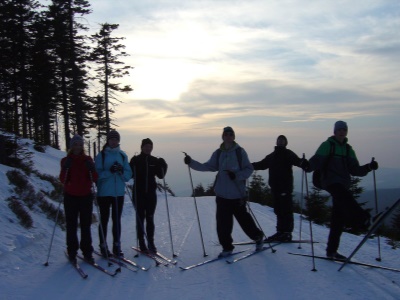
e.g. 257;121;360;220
276;135;288;146
107;130;120;141
70;134;83;148
334;121;348;133
141;138;153;147
222;126;235;138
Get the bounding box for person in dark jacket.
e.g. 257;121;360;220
184;126;264;257
59;134;98;263
307;120;378;260
129;138;168;252
252;135;307;242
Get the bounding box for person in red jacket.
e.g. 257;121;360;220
59;134;98;263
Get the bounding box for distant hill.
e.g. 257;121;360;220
293;167;400;193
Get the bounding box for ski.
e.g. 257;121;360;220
132;247;169;266
339;198;400;272
93;250;145;272
288;252;400;273
65;251;88;279
232;239;317;246
152;251;178;265
180;248;250;271
226;244;279;264
77;254;119;276
117;255;150;271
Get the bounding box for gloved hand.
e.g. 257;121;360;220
116;163;124;173
85;160;95;172
110;162;123;173
299;158;310;171
62;157;72;170
369;160;378;171
226;170;236;180
184;155;191;165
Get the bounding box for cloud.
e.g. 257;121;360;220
75;0;400;169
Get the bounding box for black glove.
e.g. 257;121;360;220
62;157;72;170
184;155;191;165
85;160;95;172
369;160;378;171
226;170;236;180
110;162;123;173
117;163;123;173
299;159;310;171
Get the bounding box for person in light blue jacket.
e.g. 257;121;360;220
184;126;264;257
95;130;132;257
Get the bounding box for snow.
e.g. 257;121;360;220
1;138;400;300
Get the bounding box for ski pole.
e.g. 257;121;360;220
304;169;317;272
88;171;114;267
113;172;122;272
246;199;276;253
298;154;305;250
161;167;177;257
372;157;382;262
44;168;69;266
121;172;150;256
241;179;275;253
182;151;207;257
131;162;140;250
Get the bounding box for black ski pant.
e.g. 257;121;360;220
134;190;157;242
97;196;124;248
63;193;94;257
325;183;370;253
272;190;294;233
216;196;263;251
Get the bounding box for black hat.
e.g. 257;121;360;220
107;130;120;141
70;134;83;148
222;126;235;139
141;138;153;147
276;135;288;146
334;120;348;133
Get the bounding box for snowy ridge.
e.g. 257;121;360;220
1;138;400;299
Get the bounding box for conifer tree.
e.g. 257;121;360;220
304;187;331;225
89;23;133;135
248;172;272;206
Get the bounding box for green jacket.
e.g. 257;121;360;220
309;136;370;189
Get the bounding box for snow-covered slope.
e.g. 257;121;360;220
1;138;400;300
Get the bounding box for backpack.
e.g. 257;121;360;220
312;141;350;190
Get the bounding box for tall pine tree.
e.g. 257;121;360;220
89;23;133;136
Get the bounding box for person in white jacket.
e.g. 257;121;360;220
184;126;264;257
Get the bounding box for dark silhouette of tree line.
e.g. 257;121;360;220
0;0;133;151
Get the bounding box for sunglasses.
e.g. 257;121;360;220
223;132;234;136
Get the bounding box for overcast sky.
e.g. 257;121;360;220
43;0;400;192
